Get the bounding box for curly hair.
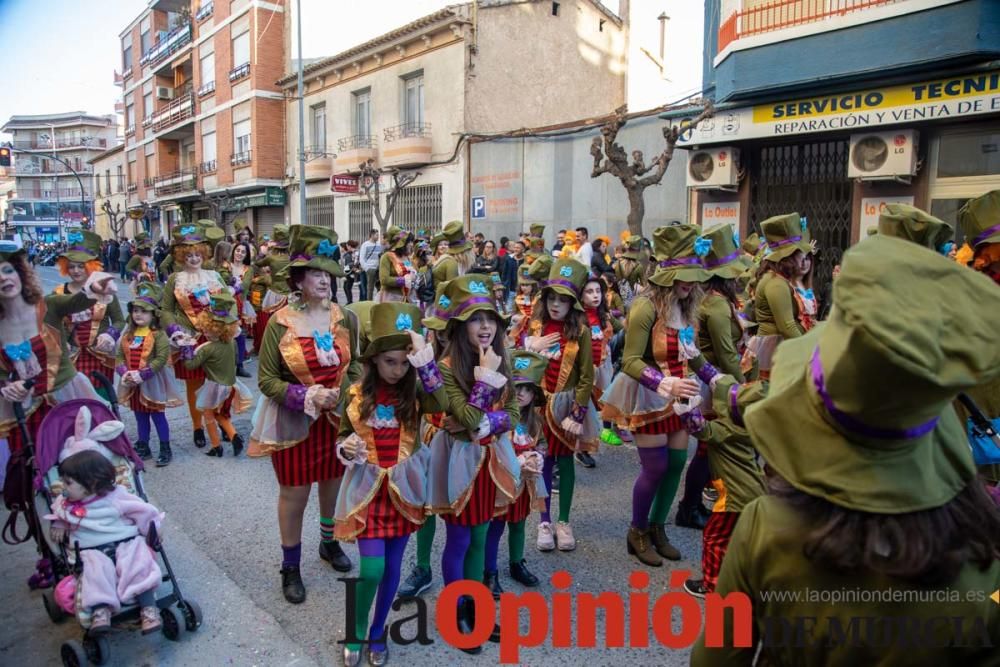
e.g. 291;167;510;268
0;252;43;319
195;310;239;342
358;358;419;432
56;257;104;277
172;242;211;264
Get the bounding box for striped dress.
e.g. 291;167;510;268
499;423;539;523
2;336;49;454
126;340;162;413
541;320;575;457
442;444;496;527
634;327;684;435
270;336;344;486
172;294;208;381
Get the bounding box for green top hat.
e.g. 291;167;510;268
234;218;255;238
385;226;411;252
364;303;423;359
648;224;713;287
517;263;537;286
745;235;1000;513
958;189;1000;249
702;224;744;280
171;222;221;247
761;213;812;262
134;231;152;249
529;223;545;239
195;219;226;248
286;224;344;278
510;350;548;387
271;224;291;249
525;253;553;282
621;235;646;261
131;281;163;312
877;203;953;253
206;292;239;324
60;230;102;263
442;220;471;254
423;274;509;330
540;257;588;310
0;240;26;263
525;236;546;258
740;232;760;256
711;375;767;426
429;232;446;253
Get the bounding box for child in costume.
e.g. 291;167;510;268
180;293;253;457
581;272;624;452
124;233;157;284
523;257;599;552
46;445;164;635
483;350;548;597
489;272;511;319
115;282;182;466
333;303;443;667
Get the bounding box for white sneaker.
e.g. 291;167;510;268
536;521;555;552
555;521;576;551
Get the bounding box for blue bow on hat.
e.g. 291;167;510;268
678;326;695;346
180;225;197;236
313;330;333;352
4;341;32;362
469;281;488;295
491;274;501;284
800;217;808;232
317;239;337;258
559;265;573;278
514;357;530;370
733;229;740;247
395;313;413;331
694;236;713;258
67;231;84;244
375;404;395;421
438;295;451;309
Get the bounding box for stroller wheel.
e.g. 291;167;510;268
160;605;184;641
43;591;68;624
179;599;203;631
83;634;110;666
59;640;87;667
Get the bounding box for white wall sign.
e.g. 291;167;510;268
702;201;740;231
859;195;914;238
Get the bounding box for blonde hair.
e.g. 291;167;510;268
454;248;477;275
643;281;704;328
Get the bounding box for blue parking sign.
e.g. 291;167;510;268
471;196;486;220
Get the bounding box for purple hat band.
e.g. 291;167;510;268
973;222;1000;246
542;278;580;293
434;296;494;320
136;296;158;307
705;250;742;269
810;347;938;440
211;307;232;318
513;375;533;383
768;235;802;249
729;384;744;428
66;245;93;255
658;256;703;269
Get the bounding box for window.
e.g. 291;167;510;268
233;119;251;163
393;184;442;234
116;165;124;192
143;93;154;122
232;30;250;68
144;154;156;183
936;129;1000;178
306;196;334;228
94;175;101;198
140;27;151;54
105;170;111;194
403;74;424;127
201;131;217;171
128;160;136;183
122;36;132;72
126;104;135;130
353;89;371;138
200;52;215;85
349;199;374;244
311;103;326;152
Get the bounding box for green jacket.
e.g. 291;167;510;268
48;291;99;389
621;296;706;384
55;284;125;339
115;328;170;373
428;362;518;442
691;494;1000;665
755;272;803;339
432;255;459;285
159;270;226;335
184;339;236;385
692;417;764;513
698;293;745;380
378;252;409;299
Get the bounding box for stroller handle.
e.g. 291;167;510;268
90;371;121;421
10;378;36;424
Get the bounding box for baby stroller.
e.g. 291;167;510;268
26;396;203;666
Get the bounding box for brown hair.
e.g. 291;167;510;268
767;471;1000;587
532;288;587;340
358;357;419;431
59;450;116;496
442;310;512;400
173;242;211;264
56;257;104;277
126;302;160;330
705;275;741;310
0;252;43;319
287;266;335;294
764;251;802;280
214;241;233;268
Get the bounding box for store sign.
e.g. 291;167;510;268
681;70;1000;145
859;196;914;237
331;174;359;193
701;201;740;231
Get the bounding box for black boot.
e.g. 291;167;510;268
221;430;231;442
509;559;540;587
456;597;482;655
280;566;306;604
134;440;152;461
193;428;207;448
483;570;503;600
236;365;251;378
155;441;172;467
205;446;223;457
231;434;245;457
319;541;352;572
675;503;709;530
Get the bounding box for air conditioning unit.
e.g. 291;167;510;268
848;130;918;180
156;86;174;100
686;147;739;189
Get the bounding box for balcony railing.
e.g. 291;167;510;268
143;177;156;188
383;122;432;142
14;163;93;175
151;93;195;132
142;116;154;129
230;150;252;167
337;135;377;151
199;160;217;174
125;125;135;137
718;0;902;52
196;1;214;21
229;62;250;82
127;183;138;194
11;137;108;150
122;67;133;81
153;169;198;196
197;80;216;97
139;23;192;68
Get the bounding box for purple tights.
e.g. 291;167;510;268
136;411;170;443
632;446;670;529
358;536;409;650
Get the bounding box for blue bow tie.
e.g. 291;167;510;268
515;423;527;436
375;404;395;421
678;326;695;346
313;330;333;352
4;340;32;361
797;287;815;300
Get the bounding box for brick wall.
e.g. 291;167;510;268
252;6;285;93
215;107;234;185
253;98;284;180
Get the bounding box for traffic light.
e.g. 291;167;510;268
0;146;11;167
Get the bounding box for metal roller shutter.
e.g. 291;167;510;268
255;206;284;239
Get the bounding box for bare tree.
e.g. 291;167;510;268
358;159;420;237
199;189;245;232
101;200;129;239
590;103;714;237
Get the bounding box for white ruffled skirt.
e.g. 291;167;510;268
427;430;520;516
195;379;253;413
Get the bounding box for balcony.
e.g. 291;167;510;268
231;150;252;167
335;135;378;174
142;116;154;129
143;177;156;188
151;93;195;134
122;67;133;81
153;169;198;197
381;123;433;168
196;1;213;21
197;80;216;97
303;145;333;180
139;23;192;69
125;125;135;137
127;183;138;194
199;160;217;174
229;62;250;83
11;137;108;151
14;163;93;176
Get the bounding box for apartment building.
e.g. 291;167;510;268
89;144;134;240
280;0;628;245
1;112;117;242
119;0;287;240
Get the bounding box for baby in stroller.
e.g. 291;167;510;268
44;407;164;635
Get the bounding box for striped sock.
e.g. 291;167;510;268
320;516;335;544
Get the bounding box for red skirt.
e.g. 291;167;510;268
253;310;273;355
358;477;422;540
499;487;531;523
444;447;496;527
634;413;684;435
173;335;206;381
6;402;49;453
75;348;112;387
270;413;343;486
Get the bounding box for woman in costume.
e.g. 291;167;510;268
377;226;416;304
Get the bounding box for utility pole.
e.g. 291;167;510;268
296;0;306;226
51;123;62;243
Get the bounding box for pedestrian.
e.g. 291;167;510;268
115;281;181;465
377;226;415;303
108;238;120;272
179;292;253;457
551;229;566;257
340;240;360;304
222;241;255;377
474;240;500;274
359;229;382;301
590;237;614;279
600;224;716;566
125;233;156;284
412;242;435;310
333;303;441;667
249;225;359;603
498;245;518;309
574;227;593;266
118;239;131;281
233;219;257;262
523;257;599;553
691;236;1000;664
432;221;476;283
482;350;548;598
153;239;168;282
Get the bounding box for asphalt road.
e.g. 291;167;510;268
1;266;704;667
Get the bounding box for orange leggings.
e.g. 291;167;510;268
204;407;236;448
184;378;204;429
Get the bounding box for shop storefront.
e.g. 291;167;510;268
221;186;287;238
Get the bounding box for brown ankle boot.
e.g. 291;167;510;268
649;523;682;561
626;526;662;567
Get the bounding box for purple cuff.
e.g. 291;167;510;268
485;410;512;437
166;324;183;337
105;326;121;341
284;384;307;411
115;364;128;377
139;366;156;381
694;361;719;385
569;401;587;424
611;309;623;318
468;381;495;411
417;360;444;394
179;345;195;361
639;365;665;392
232;283;243;297
395;276;407;287
680;408;706;434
